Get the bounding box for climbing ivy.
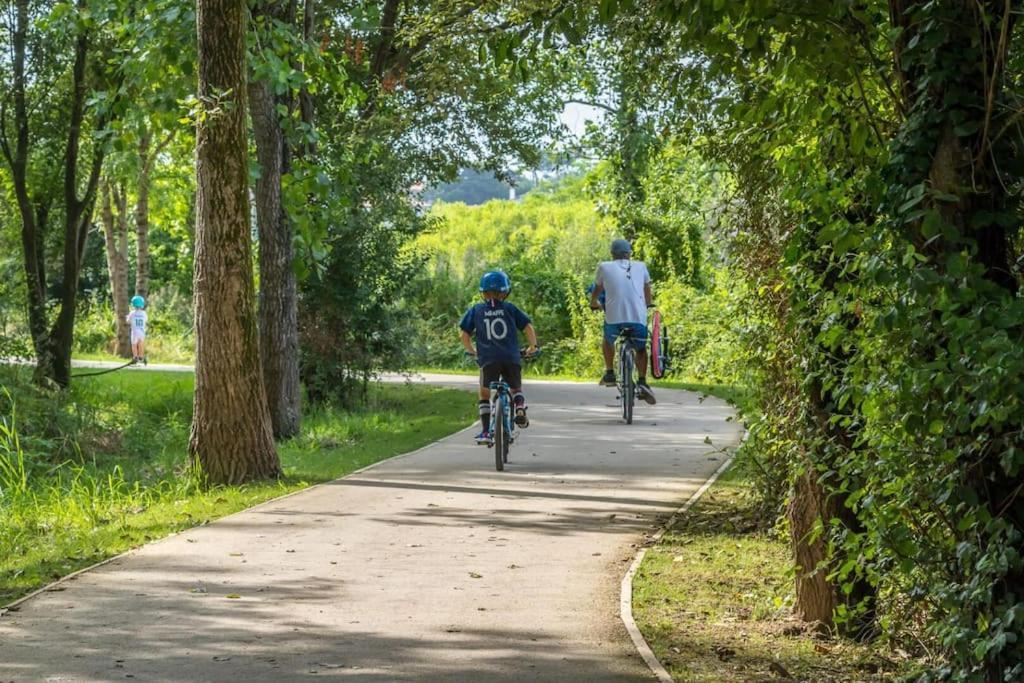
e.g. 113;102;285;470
517;0;1024;677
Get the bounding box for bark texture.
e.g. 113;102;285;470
134;130;152;299
189;0;281;484
101;182;132;358
250;0;302;439
789;467;836;628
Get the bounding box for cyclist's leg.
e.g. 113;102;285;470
505;363;529;427
629;323;657;404
477;364;500;440
636;348;648;379
600;324;619;385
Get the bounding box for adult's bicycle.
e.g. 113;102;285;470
612;313;666;424
614;328;643;424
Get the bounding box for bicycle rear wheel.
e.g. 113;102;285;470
494;397;507;471
621;349;635;425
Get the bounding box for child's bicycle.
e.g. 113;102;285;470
466;349;540;471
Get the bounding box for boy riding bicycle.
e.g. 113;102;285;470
459;270;539;444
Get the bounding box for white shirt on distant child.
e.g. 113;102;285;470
127;309;147;342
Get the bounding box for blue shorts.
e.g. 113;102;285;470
603;323;648;350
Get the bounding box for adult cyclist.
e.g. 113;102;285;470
589;238;656;405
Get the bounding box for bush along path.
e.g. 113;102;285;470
0;376;740;681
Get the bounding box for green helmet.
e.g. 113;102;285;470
131;295;145;309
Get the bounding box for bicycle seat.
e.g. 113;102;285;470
489;381;510;391
618;328;636;337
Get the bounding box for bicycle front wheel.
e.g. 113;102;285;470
622;349;635;425
494;398;508;471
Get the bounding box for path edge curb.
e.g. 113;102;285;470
620;432;743;682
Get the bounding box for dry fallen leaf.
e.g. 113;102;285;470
469;572;482;579
225;594;241;599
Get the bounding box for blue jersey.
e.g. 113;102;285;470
459;300;531;366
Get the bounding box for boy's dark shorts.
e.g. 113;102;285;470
480;362;522;390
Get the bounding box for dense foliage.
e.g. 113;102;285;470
411;169;744;388
538;0;1024;678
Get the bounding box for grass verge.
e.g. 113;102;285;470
632;465;919;681
0;366;471;605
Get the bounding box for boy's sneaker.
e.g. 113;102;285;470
637;381;657;405
514;407;529;428
474;430;492;445
600;370;616;386
142;357;148;366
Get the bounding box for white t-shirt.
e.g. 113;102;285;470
595;259;651;324
127;309;147;340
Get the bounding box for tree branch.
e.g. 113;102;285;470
563;98;618;115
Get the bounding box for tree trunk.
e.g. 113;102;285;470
298;0;316;157
101;182;132;357
789;466;837;628
44;4;108;388
2;0;49;365
134;130;152;299
250;0;302;439
190;0;281;484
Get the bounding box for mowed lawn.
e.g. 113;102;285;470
0;367;472;605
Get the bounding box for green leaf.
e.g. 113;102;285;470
850;122;868;155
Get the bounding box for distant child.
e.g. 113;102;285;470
459;271;538;443
127;295;148;365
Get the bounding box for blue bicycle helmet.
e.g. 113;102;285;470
479;270;511;293
131;295;145;308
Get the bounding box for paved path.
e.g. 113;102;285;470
0;376;741;682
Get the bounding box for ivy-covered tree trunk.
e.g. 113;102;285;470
789;464;838;626
888;1;1023;675
250;0;302;440
189;0;281;484
101;182;132;358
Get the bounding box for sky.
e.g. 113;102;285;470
560;101;607;138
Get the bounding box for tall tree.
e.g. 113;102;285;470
249;0;302;439
189;0;281;483
100;181;132;357
0;0;116;386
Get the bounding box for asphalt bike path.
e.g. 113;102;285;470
0;371;742;682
